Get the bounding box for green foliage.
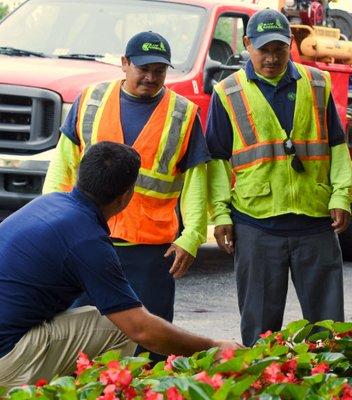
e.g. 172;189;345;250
3;320;352;399
0;2;8;21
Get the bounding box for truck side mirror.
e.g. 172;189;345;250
203;51;249;94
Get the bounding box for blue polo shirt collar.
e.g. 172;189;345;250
70;187;110;234
245;60;301;84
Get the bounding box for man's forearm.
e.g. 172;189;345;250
42;134;81;194
108;307;217;356
207;159;233;226
174;164;207;257
329;143;352;213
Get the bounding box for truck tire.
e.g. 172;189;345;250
339;223;352;261
328;9;352;40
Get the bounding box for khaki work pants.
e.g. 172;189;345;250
0;306;136;389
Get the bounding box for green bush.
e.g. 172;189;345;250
0;2;8;20
3;320;352;399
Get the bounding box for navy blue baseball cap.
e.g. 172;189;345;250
125;31;173;67
247;9;292;49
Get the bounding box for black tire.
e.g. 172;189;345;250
339;222;352;261
328;9;352;40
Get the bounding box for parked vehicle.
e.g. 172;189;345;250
0;0;351;255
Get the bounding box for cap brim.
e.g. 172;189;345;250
251;33;291;49
130;55;174;68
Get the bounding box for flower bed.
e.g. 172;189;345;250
3;319;352;399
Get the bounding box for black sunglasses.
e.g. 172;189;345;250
283;138;305;173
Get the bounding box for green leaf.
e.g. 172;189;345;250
317;352;346;364
231;375;259;396
246;357;281;374
293;343;309;354
212;378;236;400
303;373;326;385
77;382;104;400
188;381;214;400
315;320;334;331
333;322;352;334
76;366;100;385
270;344;289;357
285;320;309;336
94;349;121;365
296;352;316;366
120;356;151;371
49;377;76;390
292;324;313;343
8;386;37;400
241;346;267;364
307;330;331;342
151;361;166;372
0;387;7;396
195;348;218;370
172;356;192;372
210;357;245;373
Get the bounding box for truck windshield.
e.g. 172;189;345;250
0;0;206;70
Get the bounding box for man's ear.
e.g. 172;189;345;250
243;36;251;50
121;56;128;72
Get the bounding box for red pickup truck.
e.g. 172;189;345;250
0;0;351;255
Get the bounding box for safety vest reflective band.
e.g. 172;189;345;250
232;141;330;167
218;63;329;153
213;63;332;218
76;80;198;243
136;173;184;195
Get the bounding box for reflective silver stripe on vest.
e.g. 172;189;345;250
223;76;257;146
82;82;111;152
157;96;189;174
231;142;330;167
136;173;183;194
309;67;327;140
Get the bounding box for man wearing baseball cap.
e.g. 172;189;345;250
43;31;210;361
206;9;351;345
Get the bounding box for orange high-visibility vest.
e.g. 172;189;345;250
76;80;198;243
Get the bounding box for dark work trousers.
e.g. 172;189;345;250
115;244;175;362
71;244;175;363
234;224;344;347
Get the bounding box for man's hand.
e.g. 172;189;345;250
214;224;234;254
213;339;245;358
164;244;195;278
330;208;351;234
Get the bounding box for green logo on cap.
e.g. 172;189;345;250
257;19;283;33
141;42;166;52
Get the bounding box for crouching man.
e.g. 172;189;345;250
0;141;240;388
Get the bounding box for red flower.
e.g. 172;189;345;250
100;367;132;387
259;330;272;339
341;384;352;400
97;393;117;400
311;362;330;375
220;347;235;362
195;371;224;389
164;354;181;371
307;341;318;351
274;333;285;345
122;386;138;400
75;351;93;375
166;386;184;400
35;378;48;387
144;389;163;400
251;380;263;391
281;359;297;374
263;362;286;384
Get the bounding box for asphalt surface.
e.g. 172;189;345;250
173;244;352;343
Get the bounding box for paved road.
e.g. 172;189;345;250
174;245;352;343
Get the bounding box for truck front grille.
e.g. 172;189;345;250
0;85;61;153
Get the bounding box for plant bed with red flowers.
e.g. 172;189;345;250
3;319;352;400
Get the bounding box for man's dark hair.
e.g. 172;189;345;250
77;141;141;205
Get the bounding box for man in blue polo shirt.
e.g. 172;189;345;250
206;9;352;346
0;141;237;388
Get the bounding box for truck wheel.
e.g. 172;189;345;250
328;9;352;40
339;223;352;261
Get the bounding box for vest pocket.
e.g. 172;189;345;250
235;181;271;198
